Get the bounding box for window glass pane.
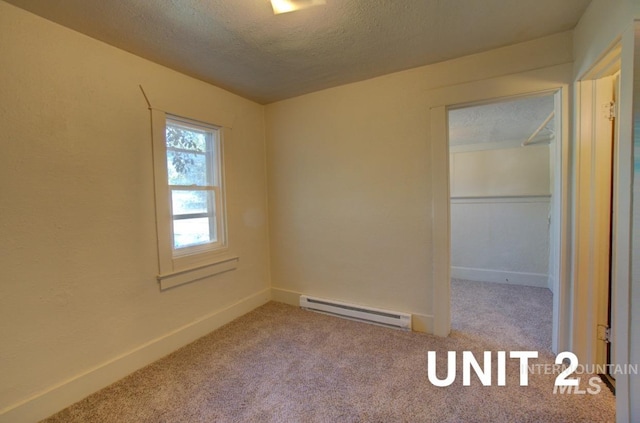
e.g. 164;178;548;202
166;121;215;186
166;123;207;152
171;190;210;216
171;190;217;249
173;218;212;249
163;116;224;256
167;150;208;186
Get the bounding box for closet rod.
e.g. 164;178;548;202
522;111;555;146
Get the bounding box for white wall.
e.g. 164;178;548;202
5;1;632;420
266;32;573;334
0;2;270;422
450;145;551;196
573;0;640;79
450;145;551;287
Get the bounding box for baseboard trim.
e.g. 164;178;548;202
270;287;433;334
410;313;434;334
271;286;303;306
452;266;548;288
0;288;271;423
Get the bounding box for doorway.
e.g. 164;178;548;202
447;93;558;351
428;65;572;349
574;54;621;385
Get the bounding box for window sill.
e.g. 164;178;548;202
157;256;239;290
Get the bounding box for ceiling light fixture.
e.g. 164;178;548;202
270;0;326;15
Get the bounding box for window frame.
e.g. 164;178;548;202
150;108;235;289
165;115;225;257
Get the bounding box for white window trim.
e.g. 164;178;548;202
166;115;225;255
156;257;239;291
150;108;237;290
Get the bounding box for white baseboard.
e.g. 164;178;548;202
270;287;433;334
0;288;271;423
270;286;302;306
410;313;434;334
452;266;548;288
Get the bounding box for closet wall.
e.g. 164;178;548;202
450;143;551;287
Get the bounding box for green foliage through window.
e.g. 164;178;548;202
165;117;222;251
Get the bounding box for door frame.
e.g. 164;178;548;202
573;47;620;369
573;39;637;406
429;64;572;353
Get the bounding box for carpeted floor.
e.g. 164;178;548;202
42;280;615;422
451;278;553;352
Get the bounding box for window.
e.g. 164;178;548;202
150;108;236;290
165;116;225;256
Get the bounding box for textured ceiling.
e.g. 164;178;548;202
3;0;591;104
449;95;555;147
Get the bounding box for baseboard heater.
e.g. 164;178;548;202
299;295;412;330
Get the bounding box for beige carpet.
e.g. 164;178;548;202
451;278;553;352
42;281;615;422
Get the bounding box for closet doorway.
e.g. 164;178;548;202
447;93;559;352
